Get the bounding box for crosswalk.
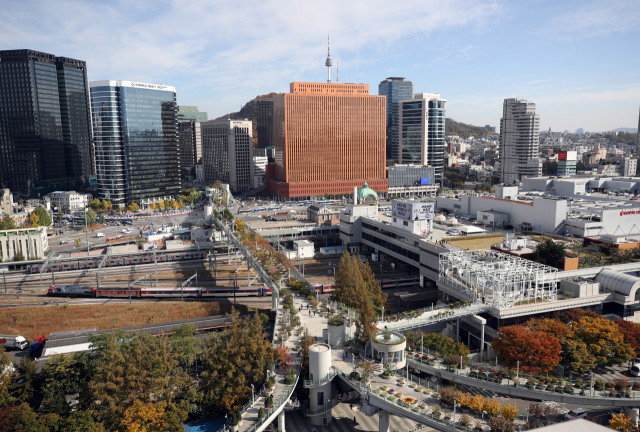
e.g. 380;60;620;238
285;401;433;432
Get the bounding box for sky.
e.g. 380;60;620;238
2;0;640;132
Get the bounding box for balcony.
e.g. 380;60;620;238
303;368;338;388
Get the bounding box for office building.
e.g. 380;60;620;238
378;77;413;161
0;226;48;261
90;80;180;208
498;98;542;184
256;100;275;148
557;151;577;176
637;106;640;147
612;156;637;177
386;165;437;197
177;105;208;123
201;119;254;193
485;125;496;133
46;190;92;211
269;82;387;199
398;93;446;180
254;156;267;189
0;189;13;214
178;120;201;179
0;49;94;193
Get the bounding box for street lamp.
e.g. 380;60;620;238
251;383;255;407
84;207;89;256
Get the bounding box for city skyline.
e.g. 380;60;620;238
1;0;639;133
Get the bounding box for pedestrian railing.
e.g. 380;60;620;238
407;356;640;400
378;303;490;332
303;368;338;388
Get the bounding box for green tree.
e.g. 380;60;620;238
223;208;234;221
169;323;199;370
0;214;17;230
0;347;14;407
535;238;566;268
33;205;51;226
13;252;25;262
84;208;96;226
98;214;105;224
9;357;37;403
102;200;113;211
75;239;81;249
60;410;105;432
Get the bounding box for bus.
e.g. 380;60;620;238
106;234;125;243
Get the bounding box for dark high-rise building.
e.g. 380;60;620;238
256;100;274;148
637;105;640;147
90;80;180;208
378;77;413;162
0;49;93;193
178;119;201;179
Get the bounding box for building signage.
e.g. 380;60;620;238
130;82;170;90
620;210;640;216
420;177;430;185
392;201;434;220
558;152;567;160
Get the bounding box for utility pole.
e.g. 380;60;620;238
84;207;90;256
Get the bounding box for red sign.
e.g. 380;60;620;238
558;152;567;160
620;210;640;216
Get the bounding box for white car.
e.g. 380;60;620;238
564;408;587;421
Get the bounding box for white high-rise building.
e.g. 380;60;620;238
398;93;446;180
499;98;541;184
201;120;254;193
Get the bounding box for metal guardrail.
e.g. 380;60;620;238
212;217;280;299
303;368;338;388
407;356;640;400
378;303;490;331
303;395;338;416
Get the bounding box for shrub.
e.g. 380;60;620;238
461;414;472;427
484;398;501;416
489;417;515;432
328;315;345;326
432;405;441;417
440;386;459;405
475;421;483;431
501;404;518;420
258;408;265;418
469;394;485;413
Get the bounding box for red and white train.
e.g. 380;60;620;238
47;286;272;298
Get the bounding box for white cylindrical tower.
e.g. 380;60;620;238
353;186;358;205
325;36;332;83
306;343;334;425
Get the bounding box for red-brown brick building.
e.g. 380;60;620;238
268;82;388;199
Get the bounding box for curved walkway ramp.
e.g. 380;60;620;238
377;303;490;332
409;358;640;407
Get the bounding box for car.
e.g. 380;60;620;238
59;240;70;244
608;408;624;419
564;408;588;421
632;198;638;201
505;224;514;229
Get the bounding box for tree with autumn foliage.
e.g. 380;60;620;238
553;307;599;324
610;413;635;432
572;315;634;367
492;326;561;373
616;319;640;356
120;399;166;432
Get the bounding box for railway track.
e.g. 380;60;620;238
0;296;273;309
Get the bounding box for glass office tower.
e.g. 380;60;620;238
0;49;93;193
90;81;180;208
378;77;413;162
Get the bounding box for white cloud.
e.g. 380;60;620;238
547;0;640;39
0;0;502;117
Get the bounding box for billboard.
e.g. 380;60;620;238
420;177;430;185
558;152;567;160
392;201;434;220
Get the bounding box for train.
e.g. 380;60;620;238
380;277;421;289
29;250;210;273
311;284;334;294
47;286;272;298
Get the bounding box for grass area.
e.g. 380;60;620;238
0;302;237;340
448;235;505;250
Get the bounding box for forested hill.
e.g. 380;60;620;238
217;95;493;140
215;92;282;123
445;118;495;138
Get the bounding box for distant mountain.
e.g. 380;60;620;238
615;127;638;133
217;96;494;141
445;118;495;138
215;92;282;124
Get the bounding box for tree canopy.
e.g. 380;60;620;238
491;325;562;373
0;215;17;230
535;239;565;268
33;205;51;227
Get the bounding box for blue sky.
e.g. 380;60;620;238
2;0;639;132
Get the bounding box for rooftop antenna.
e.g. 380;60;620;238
325;35;332;83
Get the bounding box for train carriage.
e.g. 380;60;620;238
380;277;421;289
139;287;201;298
95;289;142;298
47;286;96;297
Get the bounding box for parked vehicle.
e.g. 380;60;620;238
96;232;105;238
564;408;588;421
630;363;640;376
29;335;46;357
0;334;29;351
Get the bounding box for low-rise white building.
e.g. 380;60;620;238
46;191;92;212
0;226;49;261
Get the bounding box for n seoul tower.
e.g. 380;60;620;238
325;35;332;83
